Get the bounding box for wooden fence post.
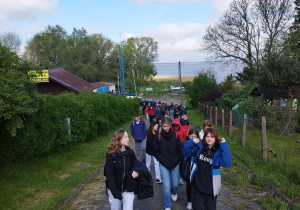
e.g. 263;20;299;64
262;116;267;161
215;107;218;126
229;111;232;136
222;109;224;129
242;113;247;146
206;105;209;116
210;106;213;123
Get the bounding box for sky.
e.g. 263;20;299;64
0;0;233;63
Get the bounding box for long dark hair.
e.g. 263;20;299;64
203;127;220;148
146;121;158;138
187;128;200;139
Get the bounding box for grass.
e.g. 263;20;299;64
188;108;300;209
0;120;133;209
153;75;195;82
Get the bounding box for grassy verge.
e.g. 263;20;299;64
188;108;300;209
0;120;133;209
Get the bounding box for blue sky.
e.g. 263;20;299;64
0;0;232;62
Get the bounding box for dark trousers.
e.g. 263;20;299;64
186;179;191;202
191;185;217;210
149;115;155;123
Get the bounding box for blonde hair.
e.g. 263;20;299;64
106;129;126;154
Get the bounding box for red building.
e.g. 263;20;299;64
36;68;96;95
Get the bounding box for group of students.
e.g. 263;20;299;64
104;111;232;210
142;101;188;123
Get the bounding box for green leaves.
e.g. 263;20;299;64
0;44;38;137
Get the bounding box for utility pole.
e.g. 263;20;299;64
179;61;183;107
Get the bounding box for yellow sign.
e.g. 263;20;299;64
29;70;49;83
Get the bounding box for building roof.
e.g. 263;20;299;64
48;68;96;92
92;82;115;88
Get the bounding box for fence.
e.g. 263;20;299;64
198;102;270;161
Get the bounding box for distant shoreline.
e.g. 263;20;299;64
154;75;195;82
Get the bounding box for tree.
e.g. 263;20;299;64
24;25;119;83
287;0;300;57
0;32;22;54
258;50;300;108
24;25;69;69
0;44;38;137
186;69;216;106
203;0;294;84
123;37;158;85
222;74;237;92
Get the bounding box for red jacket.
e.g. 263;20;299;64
171;118;187;142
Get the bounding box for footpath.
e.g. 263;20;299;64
67;141;265;210
67;116;266;210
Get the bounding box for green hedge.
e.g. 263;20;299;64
0;92;139;164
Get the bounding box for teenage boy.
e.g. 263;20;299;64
130;112;147;161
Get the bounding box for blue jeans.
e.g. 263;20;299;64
159;163;179;209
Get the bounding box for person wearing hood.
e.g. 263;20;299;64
173;104;180;119
153;117;182;210
171;118;187;142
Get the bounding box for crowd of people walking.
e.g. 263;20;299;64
103;101;232;210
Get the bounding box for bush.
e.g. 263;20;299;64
0;92;139;164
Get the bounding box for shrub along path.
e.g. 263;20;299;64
66;117;265;210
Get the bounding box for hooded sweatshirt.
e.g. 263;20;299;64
171;118;187;142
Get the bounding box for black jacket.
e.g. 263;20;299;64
153;129;182;169
146;133;157;156
104;147;136;200
127;160;154;199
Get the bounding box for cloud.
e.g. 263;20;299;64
141;22;207;62
0;0;58;22
209;0;232;20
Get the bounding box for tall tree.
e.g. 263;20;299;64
24;25;69;69
203;0;293;84
258;50;300;107
0;44;38;137
287;0;300;57
123;37;158;84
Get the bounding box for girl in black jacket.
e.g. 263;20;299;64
153;117;182;210
146;121;162;184
104;129;139;210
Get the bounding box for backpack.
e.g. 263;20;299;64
180;147;199;182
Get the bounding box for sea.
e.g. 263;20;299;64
154;61;243;83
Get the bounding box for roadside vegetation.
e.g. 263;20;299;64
188;109;300;209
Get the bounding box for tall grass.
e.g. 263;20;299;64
0;121;132;209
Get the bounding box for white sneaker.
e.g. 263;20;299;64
171;193;178;201
179;178;184;185
165;208;171;210
187;202;192;210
